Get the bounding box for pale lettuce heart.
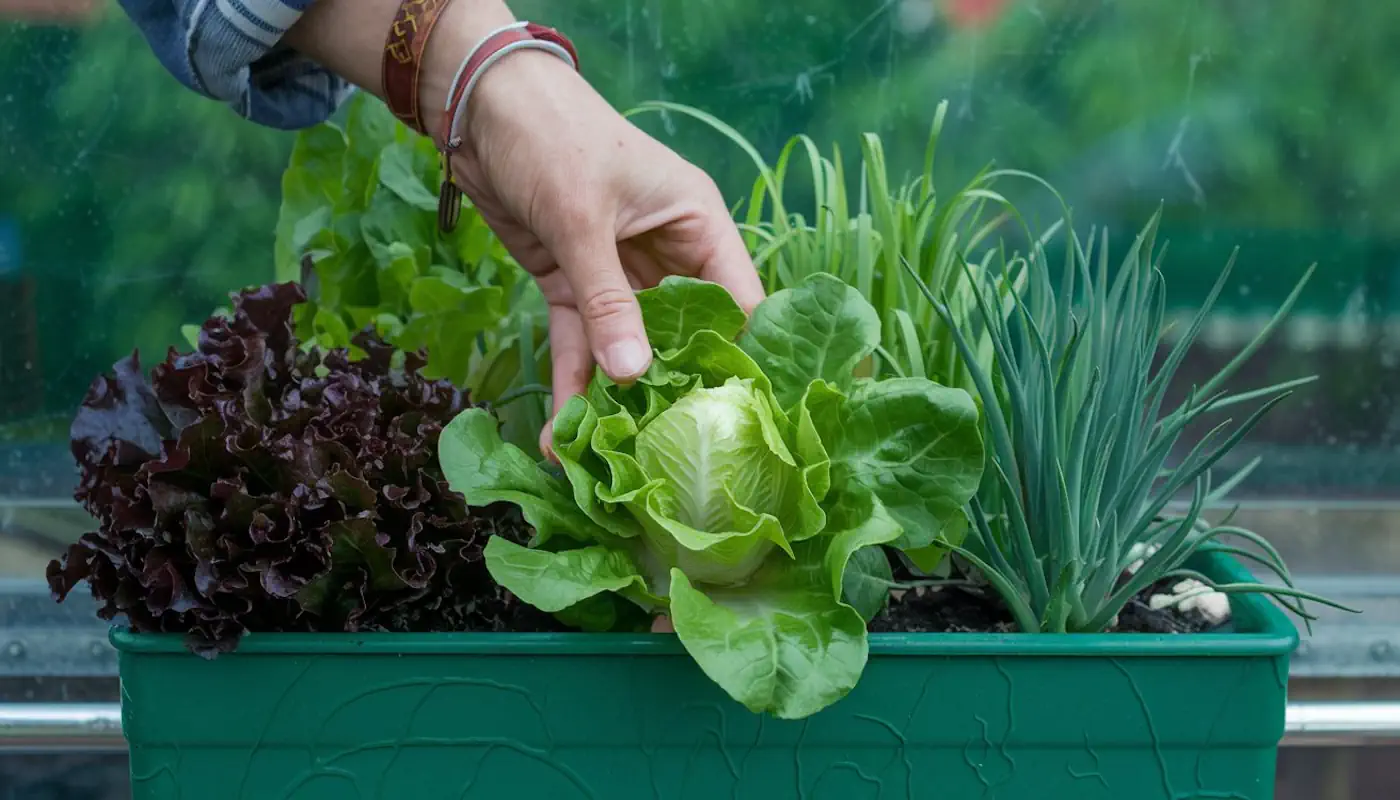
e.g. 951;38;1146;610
632;378;797;586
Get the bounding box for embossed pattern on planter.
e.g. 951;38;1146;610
119;642;1288;800
116;550;1293;798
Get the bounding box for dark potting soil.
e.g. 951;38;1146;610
462;515;1218;636
458;582;570;634
869;570;1221;635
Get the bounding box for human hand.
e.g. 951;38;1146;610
444;51;765;460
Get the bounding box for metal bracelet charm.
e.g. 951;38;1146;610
433;21;579;233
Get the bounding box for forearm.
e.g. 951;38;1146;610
286;0;523;141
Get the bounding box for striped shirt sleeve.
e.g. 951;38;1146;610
117;0;356;130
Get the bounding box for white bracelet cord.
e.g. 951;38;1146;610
442;21;578;151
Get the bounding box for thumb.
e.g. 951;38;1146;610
556;235;653;383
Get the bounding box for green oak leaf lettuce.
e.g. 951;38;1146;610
440;273;984;718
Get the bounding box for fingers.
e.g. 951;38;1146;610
538;419;557;465
547;306;593;417
541;306;593;463
650;615;675;633
618;240;669;289
553;233;654;385
695;183;766;313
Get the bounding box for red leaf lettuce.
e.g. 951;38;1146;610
48;282;558;655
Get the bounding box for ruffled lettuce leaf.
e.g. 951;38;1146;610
50;283;555;657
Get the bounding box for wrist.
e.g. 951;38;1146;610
457;48;583;153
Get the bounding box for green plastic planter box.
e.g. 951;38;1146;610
115;552;1296;799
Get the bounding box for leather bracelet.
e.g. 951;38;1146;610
382;0;457;135
434;21;580;233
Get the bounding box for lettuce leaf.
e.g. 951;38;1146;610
50;282;557;657
440;273;985;717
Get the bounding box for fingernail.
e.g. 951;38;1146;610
601;339;651;380
540;421;559;465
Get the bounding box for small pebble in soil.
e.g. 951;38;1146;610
1124;542;1162;575
1147;579;1232;626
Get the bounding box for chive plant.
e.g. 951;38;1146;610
625;99;1021;394
908;212;1355;633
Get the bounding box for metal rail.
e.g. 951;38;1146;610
1283;701;1400;746
0;703;125;752
2;701;1400;752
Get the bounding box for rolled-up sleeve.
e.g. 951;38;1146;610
117;0;356;130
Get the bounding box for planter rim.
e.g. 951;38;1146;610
110;626;1297;658
108;551;1300;659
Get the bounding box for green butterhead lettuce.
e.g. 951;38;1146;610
440;273;984;718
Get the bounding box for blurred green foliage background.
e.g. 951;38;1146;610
2;0;1397;496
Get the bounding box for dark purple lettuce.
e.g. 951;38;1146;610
48;282;559;655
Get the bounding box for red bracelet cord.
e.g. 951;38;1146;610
433;22;580;232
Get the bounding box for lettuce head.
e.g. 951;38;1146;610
440;273;984;718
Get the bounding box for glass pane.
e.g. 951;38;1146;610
1;0;1396;673
517;0;1400;526
3;5;1398;793
1;2;290;581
